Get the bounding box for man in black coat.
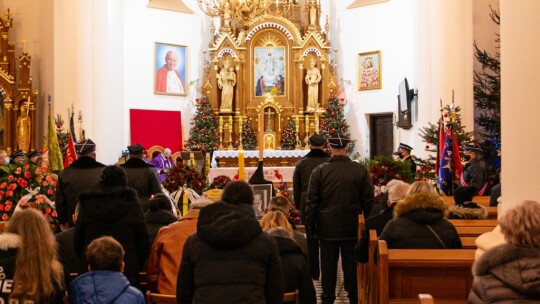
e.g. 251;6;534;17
292;134;329;280
55;138;105;231
396;142;416;175
56;203;83;284
177;181;284;304
306;135;374;304
460;145;490;195
121;144;162;211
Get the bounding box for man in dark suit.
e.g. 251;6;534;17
306;134;374;304
121;144;162;211
56;138;105;231
293;134;328;280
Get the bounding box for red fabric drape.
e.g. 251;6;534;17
129;109;182;151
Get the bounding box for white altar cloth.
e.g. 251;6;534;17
211;150;309;168
208;166;295;183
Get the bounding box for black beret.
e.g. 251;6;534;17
309;134;326;146
328;134;350;149
127;144;144;155
74;139;96;155
27;150;41;159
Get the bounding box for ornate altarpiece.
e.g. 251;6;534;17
0;9;38;153
202;2;338;161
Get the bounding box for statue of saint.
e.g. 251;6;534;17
309;0;318;26
305;58;322;112
16;104;31;152
217;59;236;112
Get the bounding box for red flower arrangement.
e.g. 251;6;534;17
366;156;414;187
209;175;232;189
0;163;59;230
162;164;205;195
274;169;300;225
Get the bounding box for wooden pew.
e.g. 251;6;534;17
450;219;497;238
418;294;434;304
377;240;475;304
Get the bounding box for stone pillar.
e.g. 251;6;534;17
499;0;540;213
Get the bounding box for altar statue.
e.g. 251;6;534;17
217;59;236;112
16;104;31;152
305;58;322;112
309;0;318;26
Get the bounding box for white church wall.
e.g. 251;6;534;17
122;0;210;158
330;0;417;159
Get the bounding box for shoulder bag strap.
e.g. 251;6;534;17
425;224;446;249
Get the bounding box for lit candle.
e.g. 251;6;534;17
190;152;195;166
238;151;245;180
183;192;189;216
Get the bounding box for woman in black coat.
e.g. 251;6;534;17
75;165;149;286
144;193;178;247
380;192;462;249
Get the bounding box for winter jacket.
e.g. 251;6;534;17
75;187;149;281
55;156;105;226
380;193;462;249
0;233;65;304
177;203;284;304
469;244;540;303
121;158;162;211
271;232;316;304
147;209;200;295
306;155;374;240
448;201;488;219
292;149;329;222
144;209;178;247
461;157;489;195
69;271;145;304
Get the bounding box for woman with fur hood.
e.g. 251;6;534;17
469;200;540;303
379;191;462;249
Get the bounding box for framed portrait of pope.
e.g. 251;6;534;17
254;47;286;97
155;43;187;96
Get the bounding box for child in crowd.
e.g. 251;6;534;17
69;236;145;304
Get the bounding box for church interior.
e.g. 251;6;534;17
0;0;539;302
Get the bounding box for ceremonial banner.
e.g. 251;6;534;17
64;133;78;168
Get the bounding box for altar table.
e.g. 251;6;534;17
208;166;295;183
211;150;309;168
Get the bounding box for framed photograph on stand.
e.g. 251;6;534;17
154;42;187;96
250;184;273;218
358;50;382;90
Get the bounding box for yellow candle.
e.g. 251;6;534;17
229;116;233;128
305;115;309;132
205;154;211;169
295;116;300;132
238;151;245;180
190;152;195;166
183;192;189;216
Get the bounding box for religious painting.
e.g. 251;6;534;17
154;43;187;96
358;50;382;90
250;184;273;218
254;47;286;97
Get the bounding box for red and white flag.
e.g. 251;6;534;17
64;132;78;168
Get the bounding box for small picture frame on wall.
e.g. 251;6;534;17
358;50;382;91
155;42;187;96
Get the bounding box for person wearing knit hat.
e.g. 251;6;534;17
306;134;374;303
292;133;329;280
121;143;161;212
56;138;105;230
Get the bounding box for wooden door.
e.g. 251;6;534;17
370;114;394;158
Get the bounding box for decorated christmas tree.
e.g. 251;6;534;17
241;117;257;150
54;115;69;157
186;97;220;153
319;93;354;151
417;104;475;181
474;6;500;173
280;118;297;150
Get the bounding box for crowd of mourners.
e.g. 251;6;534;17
0;136;537;304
